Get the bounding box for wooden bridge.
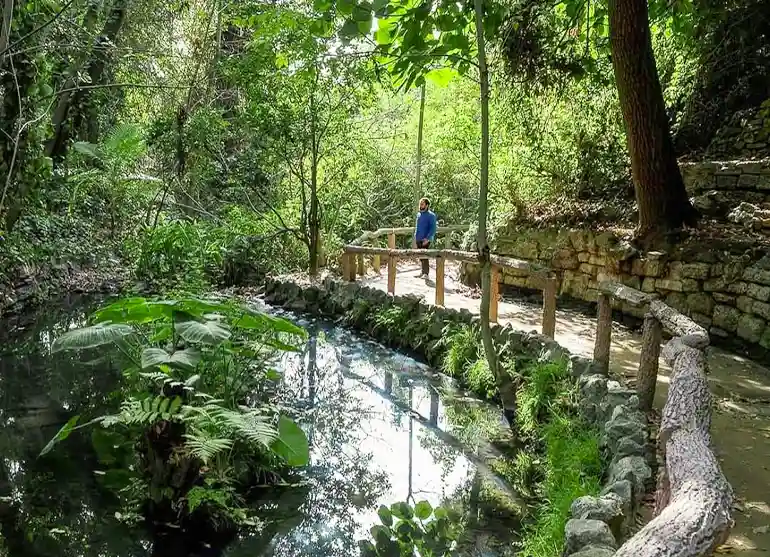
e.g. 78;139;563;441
341;225;735;557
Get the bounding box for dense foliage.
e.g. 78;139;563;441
0;0;766;290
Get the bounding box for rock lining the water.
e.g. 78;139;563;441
564;519;617;555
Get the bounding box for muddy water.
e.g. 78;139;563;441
0;298;523;556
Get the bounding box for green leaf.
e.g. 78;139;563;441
141;347;201;369
176;320;231;345
433;506;448;519
340;18;360;39
168;396;183;415
73;141;101;161
337;0;354;16
378;504;393;526
390;501;413;520
270;416;309;467
52;322;133;352
414;500;432;520
313;0;333;11
426;67;456;87
39;415;80;456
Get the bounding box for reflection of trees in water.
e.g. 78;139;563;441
244;325;389;557
0;298;145;556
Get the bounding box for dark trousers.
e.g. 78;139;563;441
417;241;431;275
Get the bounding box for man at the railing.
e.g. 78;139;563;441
414;197;437;279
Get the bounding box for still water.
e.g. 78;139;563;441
0;296;522;556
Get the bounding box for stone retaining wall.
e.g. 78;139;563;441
262;275;652;555
461;228;770;363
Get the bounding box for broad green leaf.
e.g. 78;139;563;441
433;506;448;519
176;320;231;345
141;347;201;369
426;67;456;87
378;504;393;526
92;298;172;325
414;500;432;520
390;501;413;520
340;18;359;39
337;0;354;15
52;322;133;352
39;415;80;456
270;416;309;467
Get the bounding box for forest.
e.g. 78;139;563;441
1;0;769;555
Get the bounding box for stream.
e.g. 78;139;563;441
0;295;524;556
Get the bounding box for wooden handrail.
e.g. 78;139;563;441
595;281;732;556
350;224;471;246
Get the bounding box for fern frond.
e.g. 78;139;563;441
184;431;233;464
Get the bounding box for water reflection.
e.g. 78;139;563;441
0;301;522;556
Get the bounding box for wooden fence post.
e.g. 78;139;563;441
637;313;662;411
387;231;397;294
435;257;445;306
357;253;365;277
373;254;381;274
342;252;351;282
594;293;612;374
542;273;557;339
489;266;499;323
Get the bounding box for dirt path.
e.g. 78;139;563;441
360;260;770;553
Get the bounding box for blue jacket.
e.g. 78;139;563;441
415;210;437;243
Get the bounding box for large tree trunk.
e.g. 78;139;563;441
608;0;698;249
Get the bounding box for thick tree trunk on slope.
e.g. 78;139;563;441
615;339;733;556
608;0;698;249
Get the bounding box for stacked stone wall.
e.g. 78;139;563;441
462;228;770;362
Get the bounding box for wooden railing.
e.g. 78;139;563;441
598;281;733;557
342;226;559;338
342;225;733;555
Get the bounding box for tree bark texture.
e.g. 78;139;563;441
650;299;709;349
608;0;698;247
616;337;733;556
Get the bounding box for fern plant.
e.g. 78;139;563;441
42;295;311;533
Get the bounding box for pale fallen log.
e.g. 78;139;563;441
615;429;733;557
616;336;732;556
650;299;709;349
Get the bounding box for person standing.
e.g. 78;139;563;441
414;197;437;279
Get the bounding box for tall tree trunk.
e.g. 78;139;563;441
608;0;698;249
412;82;426;249
75;0;130;144
308;82;320;277
474;0;510;423
44;0;103;160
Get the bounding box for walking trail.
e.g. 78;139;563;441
360;260;770;555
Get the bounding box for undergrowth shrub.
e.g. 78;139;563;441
438;328;603;556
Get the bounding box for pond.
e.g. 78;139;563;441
0;296;524;556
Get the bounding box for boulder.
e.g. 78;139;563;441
570;493;626;539
564;519;617;555
607;456;652;498
604;411;647;453
601;479;634;522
